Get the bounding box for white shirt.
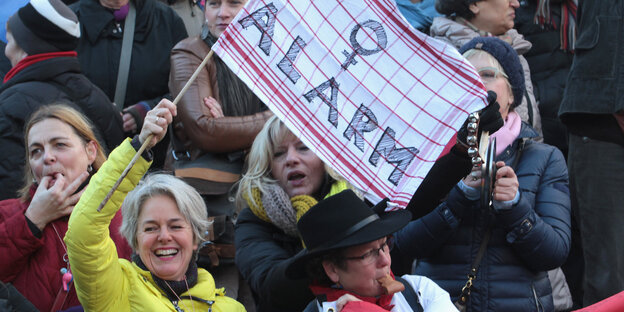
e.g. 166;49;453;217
390;275;458;312
316;274;457;312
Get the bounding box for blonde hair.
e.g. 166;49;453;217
236;115;288;208
20;104;106;201
237;116;352;207
120;174;210;251
463;49;514;103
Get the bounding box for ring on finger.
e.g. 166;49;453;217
155;116;161;123
471;171;479;181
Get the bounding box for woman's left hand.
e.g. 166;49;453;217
493;161;519;202
138;99;177;149
335;293;361;311
203;97;224;118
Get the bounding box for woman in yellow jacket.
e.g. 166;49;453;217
65;99;245;312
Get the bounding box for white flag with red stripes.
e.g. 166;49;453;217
212;0;487;208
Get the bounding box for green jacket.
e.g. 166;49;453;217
66;139;245;312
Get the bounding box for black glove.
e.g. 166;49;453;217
457;91;504;146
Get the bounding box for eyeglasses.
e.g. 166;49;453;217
477;66;508;84
342;236;394;265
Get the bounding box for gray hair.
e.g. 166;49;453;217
120;174;210;251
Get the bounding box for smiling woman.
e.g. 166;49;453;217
64;99;245;311
167;0;271;306
121;179;204;283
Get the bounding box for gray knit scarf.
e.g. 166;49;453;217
261;183;300;237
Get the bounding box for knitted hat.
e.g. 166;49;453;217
459;37;525;108
7;0;80;55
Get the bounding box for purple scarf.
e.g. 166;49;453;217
113;3;129;22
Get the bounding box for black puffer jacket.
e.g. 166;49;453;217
514;0;574;156
0;42;10;82
71;0;187;108
235;208;312;312
71;0;187;168
0;56;124;200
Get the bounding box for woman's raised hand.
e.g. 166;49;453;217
139;99;177;149
25;171;89;231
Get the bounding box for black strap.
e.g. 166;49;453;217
456;229;490;308
395;276;424;312
471;230;491;277
169;123;191;161
525;89;534;127
176;295;215;310
511;138;527;170
457;138;527;307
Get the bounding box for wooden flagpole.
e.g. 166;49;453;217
97;50;215;212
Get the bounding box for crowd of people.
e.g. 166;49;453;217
0;0;622;311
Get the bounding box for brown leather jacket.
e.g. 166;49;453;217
169;36;272;159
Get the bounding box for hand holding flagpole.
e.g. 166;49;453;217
97;50;215;212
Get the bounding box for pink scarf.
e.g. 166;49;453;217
490;111;521;156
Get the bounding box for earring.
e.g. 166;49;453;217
88;164;93;173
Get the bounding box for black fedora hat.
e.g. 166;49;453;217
285;189;411;278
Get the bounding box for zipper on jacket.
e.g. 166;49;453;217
531;284;544;312
171;300;185;312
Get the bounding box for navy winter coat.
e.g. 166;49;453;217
395;123;571;312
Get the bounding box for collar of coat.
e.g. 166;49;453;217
73;0;156;45
0;54;81;93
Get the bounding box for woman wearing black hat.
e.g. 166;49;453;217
430;0;542;139
234;110;504;311
286;189;457;312
394;37;571;312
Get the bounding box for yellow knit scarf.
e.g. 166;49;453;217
245;181;348;238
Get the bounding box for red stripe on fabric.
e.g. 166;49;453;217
375;0;486;99
292;0;480;146
375;0;486;94
221;25;394;197
230;1;433;167
229;1;454;200
3;51;77;83
215;0;484;203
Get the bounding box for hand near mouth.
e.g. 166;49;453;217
25;171;89;231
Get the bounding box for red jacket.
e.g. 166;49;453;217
0;192;132;311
